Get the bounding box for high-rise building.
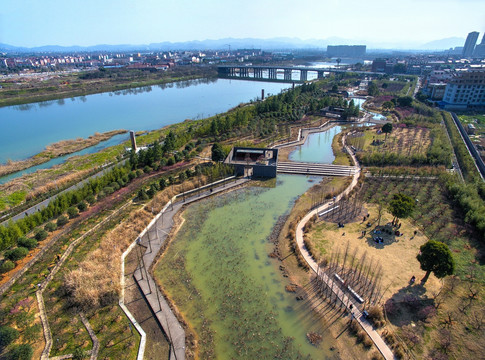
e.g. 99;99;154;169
462;31;479;57
473;33;485;58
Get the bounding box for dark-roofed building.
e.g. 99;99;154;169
224;147;278;178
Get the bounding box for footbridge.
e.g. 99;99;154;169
218;65;381;82
277;161;359;177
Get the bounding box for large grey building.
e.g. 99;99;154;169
327;45;366;58
462;31;479;58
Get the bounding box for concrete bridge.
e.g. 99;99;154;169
277;161;359;177
218;65;381;82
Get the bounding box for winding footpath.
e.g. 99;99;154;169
295;134;397;360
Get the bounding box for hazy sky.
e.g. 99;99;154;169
1;0;484;47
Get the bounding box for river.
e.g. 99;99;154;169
0;78;291;164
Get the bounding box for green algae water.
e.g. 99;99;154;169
155;175;334;359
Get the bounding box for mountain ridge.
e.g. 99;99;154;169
0;36;466;53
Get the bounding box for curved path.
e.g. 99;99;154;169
295;134;397;360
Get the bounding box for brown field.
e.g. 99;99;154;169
348;126;431;156
305;203;441;299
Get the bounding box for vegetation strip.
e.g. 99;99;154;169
36;201;131;359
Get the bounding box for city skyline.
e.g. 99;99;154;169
1;0;484;49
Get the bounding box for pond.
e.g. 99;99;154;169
155;174;336;359
288;126;342;164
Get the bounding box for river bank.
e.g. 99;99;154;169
0;129;127;177
0;66;217;108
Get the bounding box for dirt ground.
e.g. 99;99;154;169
306;203;441;303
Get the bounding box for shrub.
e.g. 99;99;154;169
363;336;373;348
135;169;143;177
72;348;88;360
143;165;152;174
57;215;68;227
4;247;29;262
6;343;33;360
44;222;57;232
128;171;137;181
34;229;48;241
0;325;19;347
67;206;79;219
18;237;37;250
0;260;15;274
103;186;114;196
85;194;96;204
77;201;88;212
356;330;366;343
367;305;385;327
137;189;149;201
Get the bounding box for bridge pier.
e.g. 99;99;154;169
300;70;308;81
317;71;325;79
240;67;249;78
268;68;277;80
254;68;263;79
284;69;292;81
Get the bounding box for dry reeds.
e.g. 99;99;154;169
63;174;206;309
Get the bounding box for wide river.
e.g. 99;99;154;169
0;78;290;164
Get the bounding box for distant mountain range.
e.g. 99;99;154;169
0;36;466;53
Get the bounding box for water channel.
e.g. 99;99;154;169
0;78;291;164
155;123;344;359
155;175;335;359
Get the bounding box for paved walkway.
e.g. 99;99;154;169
131;177;249;360
277;161;358;177
295;136;397;360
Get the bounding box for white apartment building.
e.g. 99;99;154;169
441;69;485;109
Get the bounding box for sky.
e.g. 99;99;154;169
1;0;484;48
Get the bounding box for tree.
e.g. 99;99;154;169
4;247;29;262
67;206;79;219
368;81;380;96
389;193;415;223
34;229;48;241
17;237;37;250
397;96;413;107
6;343;33;360
0;325;18;347
382;101;395;110
57;215;68;227
211;143;226;162
0;260;15;274
382;123;393;140
417;240;454;283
